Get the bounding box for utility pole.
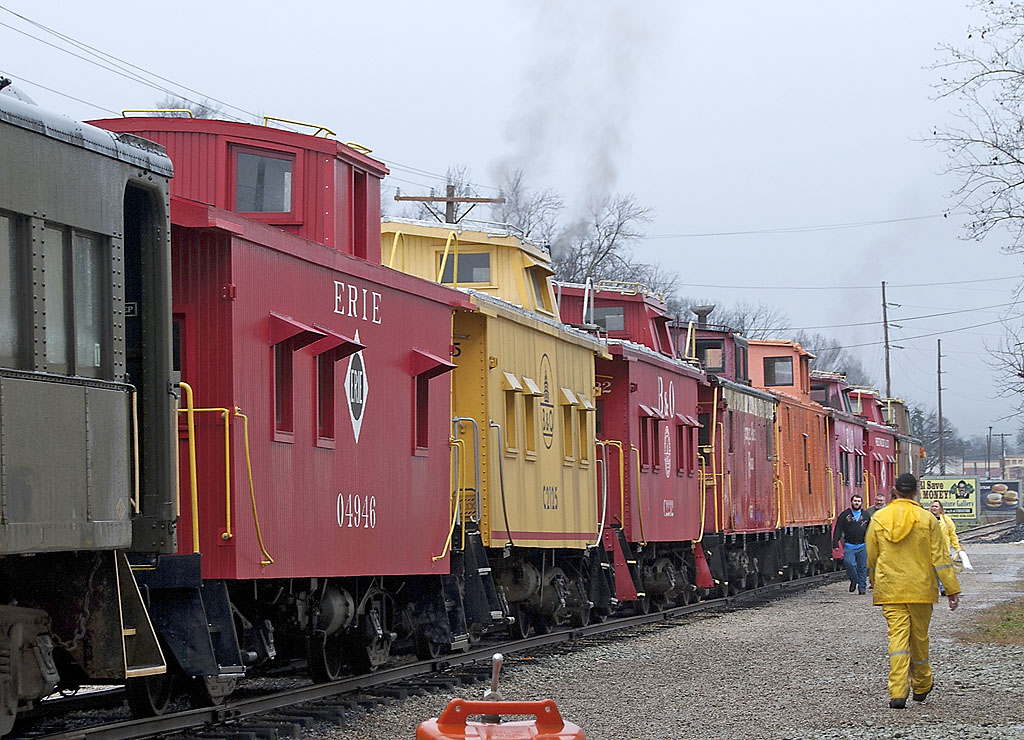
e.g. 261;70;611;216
882;281;892;399
937;339;945;475
987;426;993;480
994;432;1012;478
394;184;504;224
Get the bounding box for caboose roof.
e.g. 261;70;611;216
172;196;473;310
90;115;387;176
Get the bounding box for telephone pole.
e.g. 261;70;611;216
937;339;945;475
882;281;892;399
987;426;993;479
394;184;504;224
994;432;1012;477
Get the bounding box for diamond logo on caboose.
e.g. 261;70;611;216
540;353;554;449
346;330;369;442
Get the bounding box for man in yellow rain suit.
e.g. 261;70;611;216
866;472;960;709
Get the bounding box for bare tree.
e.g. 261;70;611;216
551;193;653;283
791;330;875;386
155;95;223;119
932;2;1024;250
710;301;791;340
908;404;963;475
492;168;564;243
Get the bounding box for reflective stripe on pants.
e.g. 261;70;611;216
882;603;934;699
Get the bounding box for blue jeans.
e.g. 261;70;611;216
843;546;867;591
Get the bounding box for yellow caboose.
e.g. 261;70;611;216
382;220;609;633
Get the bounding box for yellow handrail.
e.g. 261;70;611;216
433;437;465;562
387;230;407;271
598;439;626;527
703;385;720;532
131;390;141;514
717;420;728;531
262;115;336;138
234;409;273;567
696;453;708;541
787;465;794;524
824;416;836;521
121;108;193;118
435;231;460;287
773;416;784;529
683;320;697;361
178;382;200;554
176;405;233;541
630;445;648;546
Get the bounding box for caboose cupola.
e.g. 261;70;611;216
91;114;387;261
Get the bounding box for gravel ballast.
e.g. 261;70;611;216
322;542;1024;740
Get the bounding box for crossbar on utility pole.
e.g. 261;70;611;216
394;184;505;224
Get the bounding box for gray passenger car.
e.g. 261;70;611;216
0;86;177;732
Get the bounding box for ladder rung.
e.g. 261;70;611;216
122;628;137;637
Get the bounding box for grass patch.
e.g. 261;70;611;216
957;594;1024;645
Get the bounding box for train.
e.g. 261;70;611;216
0;88;922;731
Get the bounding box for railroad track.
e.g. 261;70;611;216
958;519;1018;542
18;570;840;740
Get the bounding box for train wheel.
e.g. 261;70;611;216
126;672;176;717
307;631;346;682
569;575;592;628
413;632;443;661
508;606;531;640
532;615;552;635
188;675;238;707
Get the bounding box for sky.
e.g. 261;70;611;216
1;1;1020;444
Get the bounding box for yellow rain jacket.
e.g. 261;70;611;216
866;498;960;605
938;513;961;552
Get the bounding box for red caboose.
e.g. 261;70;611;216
849;387;899;501
93;114;474;700
810;371;869;555
689;321;780;592
559;284;712;608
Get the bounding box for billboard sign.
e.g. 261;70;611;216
919;477;978;522
977;479;1022;518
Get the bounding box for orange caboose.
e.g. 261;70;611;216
748;340;834;572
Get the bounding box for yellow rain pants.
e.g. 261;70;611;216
882;602;934;699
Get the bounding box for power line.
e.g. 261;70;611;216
749;300;1019;333
645;213;954;239
820;318;1007;351
0;67;117;114
682;276;1020;292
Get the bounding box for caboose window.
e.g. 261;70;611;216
695;339;724;373
529;267;552;313
592;306;624;332
439;252;490;284
317;353;335;441
41;224;69;373
274;343;294;436
763;356;794;386
0;214;22;367
236;151;293;213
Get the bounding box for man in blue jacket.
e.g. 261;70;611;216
833;494;870;594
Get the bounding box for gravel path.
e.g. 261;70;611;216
323;542;1024;739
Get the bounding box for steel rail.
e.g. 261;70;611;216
28;571;840;740
959;519;1017;542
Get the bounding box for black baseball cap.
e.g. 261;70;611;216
894;473;917;494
